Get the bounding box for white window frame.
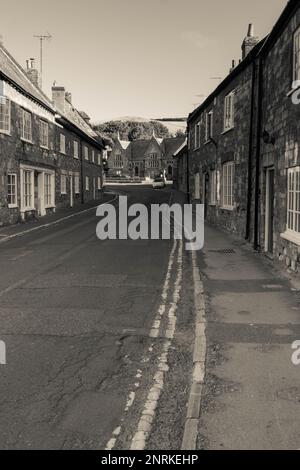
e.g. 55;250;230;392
23;169;34;210
7;173;18;208
44;173;53;208
59;134;66;154
91;150;95;163
84;146;89;160
223;91;235;132
74;174;80;194
85;176;89;191
287;167;300;237
222;162;234;210
194;122;201;149
21;109;32;142
98;176;101;190
39;120;49;149
98;153;101;165
0;97;11;134
61;173;67;194
293;26;300;82
205;111;213;142
73;141;79;159
210;170;217;206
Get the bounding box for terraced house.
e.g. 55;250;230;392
186;0;300;272
0;42;104;227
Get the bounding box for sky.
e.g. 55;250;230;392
0;0;288;122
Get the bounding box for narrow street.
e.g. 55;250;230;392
0;186;195;450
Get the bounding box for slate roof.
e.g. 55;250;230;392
0;44;54;112
128;140;151;160
162;137;186;159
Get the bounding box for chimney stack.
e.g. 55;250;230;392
241;24;259;59
25;58;39;87
52;83;66;113
229;59;236;74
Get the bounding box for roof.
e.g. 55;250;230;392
0;44;54;113
128;140;150;160
162;136;186;159
173;139;187;157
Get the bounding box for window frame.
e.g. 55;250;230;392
59;133;66;154
23;169;34;210
74;174;80;194
222;162;235;210
205;111;213;142
293;25;300;83
39;119;49;149
223;91;235;132
0;97;11;135
73;141;79;159
84;146;89;160
85;176;89;191
194;121;201;149
21;108;32;143
287;167;300;238
61;173;67;195
7;173;18;208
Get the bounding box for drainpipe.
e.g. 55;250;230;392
186;125;191;203
254;56;263;251
245;60;256;241
80;140;84;204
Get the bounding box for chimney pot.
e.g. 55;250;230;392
247;24;254;37
242;24;259;59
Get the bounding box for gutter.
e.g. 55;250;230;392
254;55;263;251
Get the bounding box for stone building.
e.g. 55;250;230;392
184;0;300;272
107;133;186;180
257;0;300;269
0;42;104;226
173;139;188;194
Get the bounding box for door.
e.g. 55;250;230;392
265;168;274;254
70;174;73;208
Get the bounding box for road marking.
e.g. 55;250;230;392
130;241;183;450
0;194;118;245
181;250;207;450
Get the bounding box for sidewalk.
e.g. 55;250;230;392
197;224;300;450
0;191;116;242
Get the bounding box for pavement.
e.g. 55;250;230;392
197;224;300;450
1;185;300;450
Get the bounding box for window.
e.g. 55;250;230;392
84;146;89;160
114;153;123;168
287;167;300;234
205;111;213;141
194;122;201;149
0;97;10;134
294;26;300;82
44;173;52;207
21;109;32;142
210;170;217;205
98;176;101;190
74;174;80;194
61;174;67;194
23;170;33;209
7;173;17;207
73;141;79;159
149;153;158;168
85;176;89;191
222;162;234;209
224;92;235;131
39;120;49;148
60;134;66;154
98;153;101;165
91;150;95;163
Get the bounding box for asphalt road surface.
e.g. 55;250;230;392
0;186;194;450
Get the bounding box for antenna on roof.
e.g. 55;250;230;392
33;32;52;89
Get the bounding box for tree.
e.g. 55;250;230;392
93;120;170;142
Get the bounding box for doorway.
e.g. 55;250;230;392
265;168;274;254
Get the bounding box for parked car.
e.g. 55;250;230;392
153;177;165;189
